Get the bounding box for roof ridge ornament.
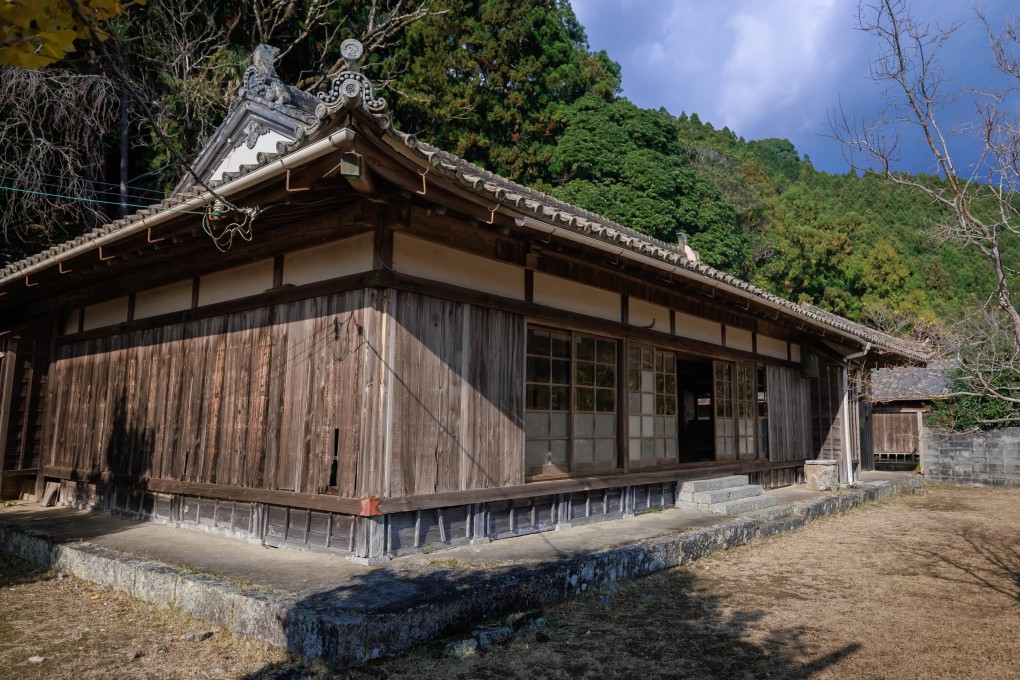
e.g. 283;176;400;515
315;38;390;128
238;44;318;111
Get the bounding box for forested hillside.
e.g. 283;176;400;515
0;0;997;337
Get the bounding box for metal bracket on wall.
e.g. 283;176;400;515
417;166;429;195
285;168;310;192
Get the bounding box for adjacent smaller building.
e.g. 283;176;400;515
870;361;953;468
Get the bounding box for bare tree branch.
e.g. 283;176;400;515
832;0;1020;352
0;67;118;241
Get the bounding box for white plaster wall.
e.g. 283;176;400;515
758;335;788;360
198;259;275;307
209;130;288;183
533;272;620;322
791;344;802;362
674;312;721;345
393;234;526;300
726;327;754;353
62;309;80;335
82;297;129;331
629;298;670;332
284;233;374;287
135;280;194;320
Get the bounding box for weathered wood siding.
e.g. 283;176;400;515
873;411;920;454
377;290;525;498
810;359;844;461
766;365;812;461
45;287;525;501
1;332;48;473
47;291;372;497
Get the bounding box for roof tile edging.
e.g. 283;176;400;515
0;39;928;362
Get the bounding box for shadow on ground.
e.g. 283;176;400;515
913;526;1020;603
242;563;860;680
0;552;50;588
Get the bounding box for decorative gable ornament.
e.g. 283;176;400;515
174;44;320;194
315;39;389;125
274;38;391;156
238;44;307;108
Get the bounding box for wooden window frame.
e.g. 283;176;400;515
713;359;765;462
525;324;622;481
757;366;769;458
627;343;681;470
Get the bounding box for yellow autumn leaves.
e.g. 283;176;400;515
1;0;145;68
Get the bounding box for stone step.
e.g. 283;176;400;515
678;475;749;494
708;494;779;515
678;484;764;506
740;503;796;522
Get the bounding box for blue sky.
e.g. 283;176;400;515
570;0;1017;176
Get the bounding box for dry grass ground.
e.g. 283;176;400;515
2;485;1018;679
0;554;280;679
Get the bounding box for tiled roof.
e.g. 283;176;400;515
0;186;207;281
388;129;928;361
871;361;955;401
0;44;930;363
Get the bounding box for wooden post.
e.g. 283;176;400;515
35;317;61;502
0;337;16;473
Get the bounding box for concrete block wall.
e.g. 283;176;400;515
923;427;1020;487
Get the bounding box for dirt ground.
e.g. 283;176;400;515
2;484;1018;679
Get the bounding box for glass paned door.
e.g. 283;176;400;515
628;344;679;467
714;360;761;461
714;361;736;460
525;328;571;474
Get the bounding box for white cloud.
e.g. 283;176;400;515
569;0;1014;172
717;0;843;133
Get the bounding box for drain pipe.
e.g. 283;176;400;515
840;343;871;485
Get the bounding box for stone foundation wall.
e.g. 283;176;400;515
55;478;685;560
0;474;921;668
923;427;1020;487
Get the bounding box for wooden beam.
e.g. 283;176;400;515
0;337;16;471
42;467;365;515
2;468;38;477
377;459;808;514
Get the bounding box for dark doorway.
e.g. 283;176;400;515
677;357;714;462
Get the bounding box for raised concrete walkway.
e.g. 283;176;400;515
0;471;919;667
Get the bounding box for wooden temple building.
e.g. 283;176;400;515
0;42;926;560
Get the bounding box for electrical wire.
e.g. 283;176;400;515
0;176;173;209
64;0;261;251
202;207;259;253
0;169;168;199
0;184;204;214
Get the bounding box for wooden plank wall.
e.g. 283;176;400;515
1;333;48;473
859;400;875;471
872;411;920;454
47;290;372;497
378;290;525;498
766;365;812;461
810;360;844;461
44;287;525;501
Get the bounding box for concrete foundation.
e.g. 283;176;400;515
0;473;921;669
